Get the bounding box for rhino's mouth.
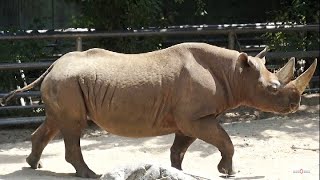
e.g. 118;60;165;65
274;104;299;114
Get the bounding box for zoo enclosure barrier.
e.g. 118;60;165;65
0;23;319;126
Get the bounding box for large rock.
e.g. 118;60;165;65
100;163;202;180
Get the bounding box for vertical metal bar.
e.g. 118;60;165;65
228;31;235;50
18;0;21;28
76;37;82;51
16;59;33;105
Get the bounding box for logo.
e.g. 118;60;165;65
293;168;310;174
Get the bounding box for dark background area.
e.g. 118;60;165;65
0;0;316;29
0;0;318;119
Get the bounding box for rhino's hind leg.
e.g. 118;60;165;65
170;132;196;170
60;121;101;178
178;116;235;175
26;119;59;169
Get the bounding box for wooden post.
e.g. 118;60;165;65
228;31;235;50
76;37;82;51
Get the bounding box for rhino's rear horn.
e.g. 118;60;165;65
292;59;317;94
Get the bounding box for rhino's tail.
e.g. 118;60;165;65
0;62;56;106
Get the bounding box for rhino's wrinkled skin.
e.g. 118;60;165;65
1;43;317;178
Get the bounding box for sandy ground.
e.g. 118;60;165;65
0;111;319;180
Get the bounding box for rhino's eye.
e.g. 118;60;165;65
267;80;281;94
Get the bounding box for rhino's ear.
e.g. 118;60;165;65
256;46;269;58
238;52;248;64
238;52;260;70
255;46;269;64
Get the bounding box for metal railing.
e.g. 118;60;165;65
1;23;319;50
0;23;319;126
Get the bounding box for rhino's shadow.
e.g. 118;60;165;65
0;167;78;180
0;153;55;165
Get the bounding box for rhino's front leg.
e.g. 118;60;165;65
177;115;235;175
170;132;196;170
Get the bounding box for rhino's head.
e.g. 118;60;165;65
238;47;317;114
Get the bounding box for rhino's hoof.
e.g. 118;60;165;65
218;168;236;176
76;170;101;179
218;161;235;175
26;156;43;169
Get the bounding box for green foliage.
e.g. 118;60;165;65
70;0;163;30
0;38;49;117
264;0;319;51
68;0;164;53
160;0;207;25
0;39;51;91
0;17;62;94
0;19;55;118
272;0;319;24
67;0;208;53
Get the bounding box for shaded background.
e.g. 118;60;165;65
0;0;318;119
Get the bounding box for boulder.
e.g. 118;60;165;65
100;163;202;180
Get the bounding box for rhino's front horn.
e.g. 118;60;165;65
292;59;317;94
276;57;295;84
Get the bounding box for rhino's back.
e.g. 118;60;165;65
51;47;186;83
42;47;189;137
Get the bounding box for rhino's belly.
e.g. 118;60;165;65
93;113;178;137
90;92;179;137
